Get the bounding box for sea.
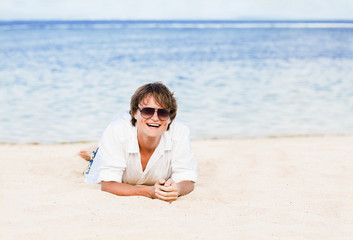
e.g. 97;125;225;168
0;20;352;143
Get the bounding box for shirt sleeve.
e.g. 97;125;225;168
171;124;198;183
97;122;127;183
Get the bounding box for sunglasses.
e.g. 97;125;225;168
138;107;170;121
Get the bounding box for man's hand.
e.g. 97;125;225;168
101;179;194;202
154;178;179;202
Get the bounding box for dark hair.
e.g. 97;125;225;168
130;82;177;130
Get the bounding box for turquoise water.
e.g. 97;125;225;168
1;21;352;143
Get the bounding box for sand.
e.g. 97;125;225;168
0;136;352;240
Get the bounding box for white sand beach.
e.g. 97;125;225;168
0;136;352;239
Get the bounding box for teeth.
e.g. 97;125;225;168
147;124;160;127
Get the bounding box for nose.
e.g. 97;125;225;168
151;109;159;121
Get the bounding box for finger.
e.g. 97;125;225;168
155;191;178;202
164;178;174;187
156;178;166;186
159;185;178;193
156;188;178;198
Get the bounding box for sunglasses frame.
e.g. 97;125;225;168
138;107;170;121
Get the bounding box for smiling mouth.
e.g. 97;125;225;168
147;123;160;128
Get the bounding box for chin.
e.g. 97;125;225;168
146;130;164;137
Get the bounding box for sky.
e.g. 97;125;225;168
0;0;352;20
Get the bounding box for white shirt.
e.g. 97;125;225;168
85;113;197;185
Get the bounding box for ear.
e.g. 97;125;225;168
133;111;139;121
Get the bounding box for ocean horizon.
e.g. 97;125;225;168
1;19;353;29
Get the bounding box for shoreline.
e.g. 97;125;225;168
1;133;352;145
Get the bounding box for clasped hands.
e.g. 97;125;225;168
153;178;179;202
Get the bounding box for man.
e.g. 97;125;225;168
84;82;197;202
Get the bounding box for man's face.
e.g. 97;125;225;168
134;95;171;139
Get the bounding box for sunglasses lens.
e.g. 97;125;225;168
140;108;155;118
157;109;170;120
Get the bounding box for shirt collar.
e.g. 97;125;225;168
128;126;139;153
159;130;172;153
127;127;172;154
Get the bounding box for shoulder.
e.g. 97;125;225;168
168;118;191;141
104;112;134;141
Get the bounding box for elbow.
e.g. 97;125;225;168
178;180;195;196
100;181;110;192
190;182;195;193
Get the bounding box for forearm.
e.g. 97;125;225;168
101;181;155;199
176;181;194;196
